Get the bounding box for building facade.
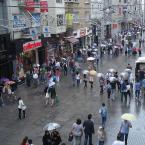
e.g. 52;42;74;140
65;0;92;49
0;0;13;78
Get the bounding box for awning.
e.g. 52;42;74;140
65;37;79;44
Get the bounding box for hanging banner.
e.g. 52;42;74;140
25;0;35;12
43;26;51;37
66;13;73;26
31;13;41;27
30;27;38;40
12;15;26;29
41;12;49;26
40;1;48;12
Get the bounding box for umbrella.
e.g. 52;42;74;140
120;72;129;80
49;81;55;87
43;123;61;131
62;58;66;60
0;78;9;83
82;70;89;74
36;64;40;67
109;77;116;82
108;68;116;73
114;46;118;49
101;44;106;47
5;81;15;85
89;70;97;76
121;113;136;121
124;69;132;73
97;73;104;78
87;57;95;61
93;49;98;52
93;43;97;46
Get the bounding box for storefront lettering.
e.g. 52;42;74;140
23;40;42;52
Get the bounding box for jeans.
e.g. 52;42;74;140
120;133;128;145
18;108;25;119
73;136;82;145
99;140;104;145
135;90;140;99
102;116;107;128
84;133;92;145
76;79;80;87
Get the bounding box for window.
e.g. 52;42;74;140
57;14;64;26
56;0;62;3
73;12;79;23
85;11;90;22
124;0;127;3
119;0;121;2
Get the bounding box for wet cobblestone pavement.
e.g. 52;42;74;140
0;51;145;145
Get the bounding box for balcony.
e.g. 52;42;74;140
64;0;79;3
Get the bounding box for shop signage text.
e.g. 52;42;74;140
40;1;48;12
25;0;35;12
23;39;42;52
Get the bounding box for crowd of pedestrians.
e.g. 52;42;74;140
0;28;144;145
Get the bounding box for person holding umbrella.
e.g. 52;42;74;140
83;74;88;88
119;120;132;145
51;130;62;145
42;130;52;145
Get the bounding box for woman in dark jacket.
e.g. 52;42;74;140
42;130;52;145
51;130;62;145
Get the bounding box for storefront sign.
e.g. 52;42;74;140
42;26;51;37
80;28;86;37
12;15;26;29
30;27;38;40
41;13;49;26
25;0;35;12
23;39;42;52
112;24;118;29
40;1;48;12
31;13;41;27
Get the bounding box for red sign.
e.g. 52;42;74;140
80;28;86;37
25;0;35;12
112;24;118;29
23;39;42;52
40;1;48;12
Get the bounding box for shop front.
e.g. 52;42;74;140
73;27;92;49
0;33;14;79
15;39;43;79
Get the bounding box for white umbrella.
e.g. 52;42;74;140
120;72;129;80
88;49;92;51
93;49;98;52
121;113;136;121
124;68;132;73
83;70;89;74
97;73;104;78
87;57;95;61
49;81;55;87
108;68;116;73
36;64;40;67
114;46;118;49
43;123;61;131
93;43;97;46
101;44;106;47
109;77;116;82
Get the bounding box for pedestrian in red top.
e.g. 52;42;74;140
20;136;28;145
